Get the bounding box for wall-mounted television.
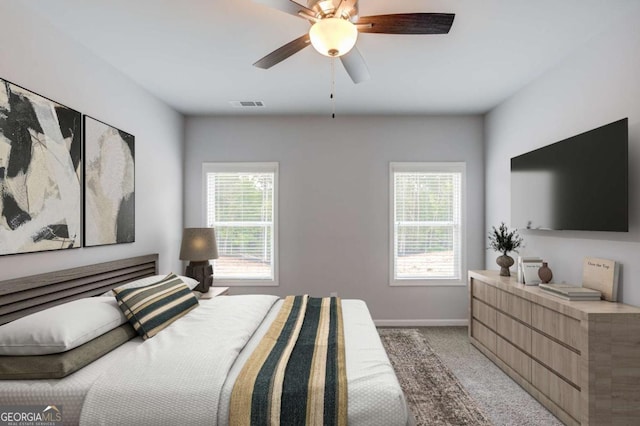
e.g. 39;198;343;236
511;118;628;232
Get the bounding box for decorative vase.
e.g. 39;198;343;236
538;262;553;284
496;254;514;277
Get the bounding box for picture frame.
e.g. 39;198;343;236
83;116;135;247
582;257;619;302
0;78;82;256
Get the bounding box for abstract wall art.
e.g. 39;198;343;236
0;78;82;256
84;116;135;246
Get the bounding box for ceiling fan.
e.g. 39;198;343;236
253;0;455;83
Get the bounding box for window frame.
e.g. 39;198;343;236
202;162;279;286
389;162;466;287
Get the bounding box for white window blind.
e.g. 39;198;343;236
203;163;278;284
390;163;465;285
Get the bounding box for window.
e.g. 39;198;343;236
390;162;465;286
203;163;278;285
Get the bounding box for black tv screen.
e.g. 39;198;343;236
511;118;628;232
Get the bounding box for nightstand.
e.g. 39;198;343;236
200;286;230;299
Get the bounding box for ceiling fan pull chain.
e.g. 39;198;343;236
331;57;336;118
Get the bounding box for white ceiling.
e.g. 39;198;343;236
21;0;639;116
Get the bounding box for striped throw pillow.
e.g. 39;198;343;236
114;273;199;340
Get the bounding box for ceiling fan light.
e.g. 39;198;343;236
309;18;358;57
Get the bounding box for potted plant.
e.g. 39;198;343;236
488;222;523;277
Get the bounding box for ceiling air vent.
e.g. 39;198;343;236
229;101;265;108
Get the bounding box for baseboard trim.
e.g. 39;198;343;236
374;319;469;327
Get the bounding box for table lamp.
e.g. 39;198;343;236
179;227;218;293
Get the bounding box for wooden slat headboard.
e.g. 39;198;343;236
0;254;158;325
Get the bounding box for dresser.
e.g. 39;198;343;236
468;270;640;425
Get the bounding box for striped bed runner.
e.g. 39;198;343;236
229;295;347;426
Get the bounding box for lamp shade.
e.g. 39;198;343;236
179;228;219;261
309;18;358;57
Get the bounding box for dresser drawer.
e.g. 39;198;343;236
471;319;497;353
532;360;581;422
471;279;497;306
472;298;497;330
497;336;531;382
497;289;531;323
531;330;580;387
496;311;531;353
531;304;582;352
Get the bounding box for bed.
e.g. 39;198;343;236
0;254;412;425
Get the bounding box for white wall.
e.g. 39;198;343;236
184;115;484;323
485;6;640;306
0;3;184;280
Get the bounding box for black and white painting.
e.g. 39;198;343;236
0;79;82;256
84;116;134;246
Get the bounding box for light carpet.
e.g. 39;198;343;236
416;327;561;426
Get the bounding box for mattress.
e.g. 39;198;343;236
0;296;409;425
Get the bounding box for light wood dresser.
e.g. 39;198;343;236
468;270;640;425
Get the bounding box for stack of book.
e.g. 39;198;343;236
517;256;543;285
539;283;602;301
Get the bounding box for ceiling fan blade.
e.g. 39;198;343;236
253;0;316;19
335;0;357;19
357;13;455;34
340;46;370;84
253;34;311;69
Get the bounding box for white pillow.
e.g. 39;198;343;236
100;273;199;297
0;297;127;356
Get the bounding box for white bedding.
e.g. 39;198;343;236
0;336;144;422
0;296;409;426
80;295;278;425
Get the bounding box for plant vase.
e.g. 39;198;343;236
496;254;514;277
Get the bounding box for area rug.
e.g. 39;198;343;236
378;328;492;426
